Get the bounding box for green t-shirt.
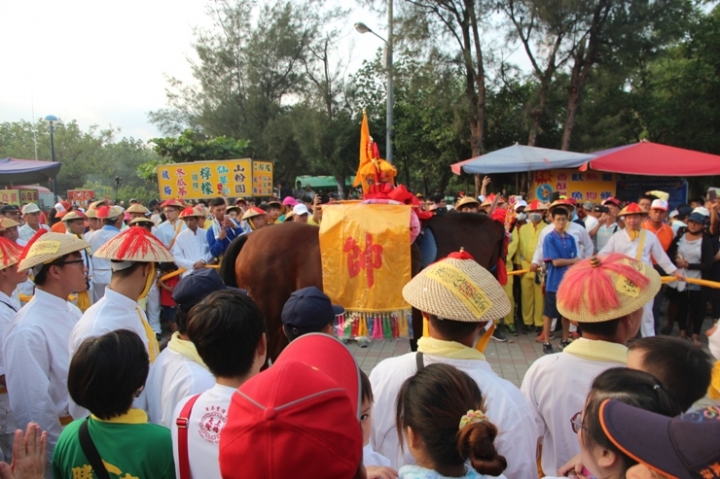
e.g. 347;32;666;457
52;409;175;479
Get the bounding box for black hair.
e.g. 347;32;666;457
578;319;620;338
68;330;149;420
175;309;189;335
551;207;568;218
210;197;226;208
428;315;481;342
640;194;658;203
430;193;445;204
629;336;712;411
197;200;208;207
103;218;118;226
689;197;705;205
360;369;373;404
301;195;313;203
187;290;267;378
158;262;178;273
396;364;506;476
582;368;682;476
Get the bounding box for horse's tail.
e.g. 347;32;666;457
219;234;250;287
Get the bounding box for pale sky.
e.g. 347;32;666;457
0;1;523;143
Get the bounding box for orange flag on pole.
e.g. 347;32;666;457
354;109;372;187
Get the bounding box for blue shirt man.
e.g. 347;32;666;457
540;207;579;354
206;198;243;259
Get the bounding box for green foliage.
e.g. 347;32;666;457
149;129;250;163
0;120;159;198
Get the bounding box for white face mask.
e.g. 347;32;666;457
529;213;543;223
516;213;527;221
709;325;720;360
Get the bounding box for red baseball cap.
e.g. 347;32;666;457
219;333;362;479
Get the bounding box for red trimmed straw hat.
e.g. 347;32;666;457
527;200;548;211
17;230;90;274
94;227;173;268
617;202;648;217
0;237;23;272
557;254;661;323
179;206;204;218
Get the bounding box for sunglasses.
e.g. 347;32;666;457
570;412;584;434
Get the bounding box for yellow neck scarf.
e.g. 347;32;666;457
135;307;159;363
562;339;628;363
417;336;486;361
168;332;208;369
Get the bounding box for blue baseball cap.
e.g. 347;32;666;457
172;268;243;312
281;287;344;336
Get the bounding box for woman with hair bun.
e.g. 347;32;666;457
395;363;507;479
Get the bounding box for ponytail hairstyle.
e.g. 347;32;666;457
582;368;683;476
396;363;506;476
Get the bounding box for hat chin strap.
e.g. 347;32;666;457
138;264;155;300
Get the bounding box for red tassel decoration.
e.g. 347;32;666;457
446;248;475;261
0;238;22;267
116;226;169;260
17;229;48;265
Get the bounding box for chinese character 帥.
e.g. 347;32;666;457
343;233;384;288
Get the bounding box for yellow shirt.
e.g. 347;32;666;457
518;221;544;270
506;227;519;271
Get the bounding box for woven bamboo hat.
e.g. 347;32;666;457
455;196;480;210
557;254;661;323
94;227;173;266
618;202;648;217
126;204;150;215
242;207;266;221
17;230;91;272
548;199;575;213
402;250;511;322
96;205;123;220
179;206;203;218
527;200;548;211
85;208;98;219
226;205;241;215
129;217;155;227
62;211;87;222
160;199;184;209
0;218;19;229
0;237;23;271
480;194;506;208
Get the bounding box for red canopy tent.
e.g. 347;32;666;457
581;141;720;176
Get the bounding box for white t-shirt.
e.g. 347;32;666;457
364;443;392;468
171;383;235;479
521;339;627;476
370;352;537;479
583;215;599;232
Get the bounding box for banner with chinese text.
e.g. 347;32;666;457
252;161;274;196
157;159;253;200
0;190;38;204
529;169;616;203
320;203;411;313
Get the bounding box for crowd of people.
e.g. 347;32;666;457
0;182;715;479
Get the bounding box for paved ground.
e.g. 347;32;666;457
351;326;546;388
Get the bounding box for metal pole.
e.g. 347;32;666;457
386;0;393;164
49;124;57;200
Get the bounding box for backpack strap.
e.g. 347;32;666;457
415;352;424;371
78;419;111;479
176;394;202;479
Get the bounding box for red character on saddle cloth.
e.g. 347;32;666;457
352;109;511;286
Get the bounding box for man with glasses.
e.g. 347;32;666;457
3;231;90;475
155;199;186;249
18;204;49;242
0;205;21;224
520;254;660;476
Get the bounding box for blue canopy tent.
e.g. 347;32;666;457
452;145;596;174
0;158;61;186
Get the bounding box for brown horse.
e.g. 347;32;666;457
220;212;506;361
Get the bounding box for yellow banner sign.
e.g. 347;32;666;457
157;159;253;200
529;169;616;203
319;203;411;312
252;161;274;196
0;189;38;204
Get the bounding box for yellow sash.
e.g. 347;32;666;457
635;229;646;261
136;307;159;363
168;221;183;249
562;338;628;363
167;332;208;369
417;336;486;361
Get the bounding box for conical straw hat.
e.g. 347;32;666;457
402;250;510;322
557;254;661;323
179;206;203;218
18;230;91;272
618;202;648;217
242;207;266;221
126;204;150;215
129;217;154;227
0;237;23;271
94;226;173;263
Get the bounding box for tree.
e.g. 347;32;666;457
149;129;250;163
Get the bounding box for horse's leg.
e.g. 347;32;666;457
409;242;424;351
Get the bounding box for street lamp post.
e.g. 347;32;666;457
355;2;393;164
44;115;59;200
